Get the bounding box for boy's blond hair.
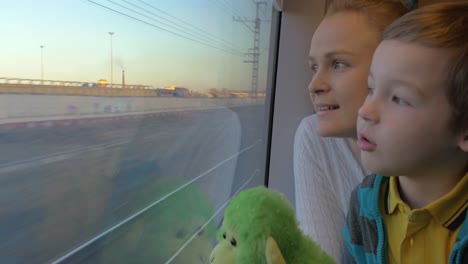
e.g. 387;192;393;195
326;0;407;33
383;1;468;134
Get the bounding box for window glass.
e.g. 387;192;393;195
0;0;278;263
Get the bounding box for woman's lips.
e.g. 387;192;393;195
315;104;340;116
357;134;377;151
316;105;340;111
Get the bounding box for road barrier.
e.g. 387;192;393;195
0;93;263;129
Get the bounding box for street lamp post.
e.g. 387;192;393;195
108;32;115;87
40;45;44;82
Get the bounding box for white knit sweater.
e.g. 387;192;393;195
293;115;368;262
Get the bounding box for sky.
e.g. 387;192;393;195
0;0;274;92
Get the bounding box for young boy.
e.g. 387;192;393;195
343;2;468;264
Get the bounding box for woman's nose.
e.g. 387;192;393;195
308;72;331;95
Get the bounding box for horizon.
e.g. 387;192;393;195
1;0;273;92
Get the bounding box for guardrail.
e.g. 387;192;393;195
0;77;158;97
0;78;266;99
0;77;152;89
0;83;157;97
0;92;262;123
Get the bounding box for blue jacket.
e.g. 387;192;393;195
343;174;467;263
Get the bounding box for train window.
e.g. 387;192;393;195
0;0;279;263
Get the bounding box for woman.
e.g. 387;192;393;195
293;0;408;262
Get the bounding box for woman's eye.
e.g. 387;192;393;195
368;87;374;96
333;61;347;69
311;64;318;73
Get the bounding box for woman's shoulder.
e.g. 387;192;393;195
296;115;320;143
295;115;361;163
297;114;318;132
296;115;348;146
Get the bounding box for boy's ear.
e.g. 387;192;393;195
458;131;468;152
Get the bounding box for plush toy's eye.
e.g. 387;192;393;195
176;228;187;239
222;232;227;239
230;237;237;247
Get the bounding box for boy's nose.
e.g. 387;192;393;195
358;99;379;123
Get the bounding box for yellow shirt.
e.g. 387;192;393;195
379;173;468;264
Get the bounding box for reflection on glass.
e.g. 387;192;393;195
94;178;216;264
0;0;275;263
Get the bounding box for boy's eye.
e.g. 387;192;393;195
392;96;409;106
367;87;374;96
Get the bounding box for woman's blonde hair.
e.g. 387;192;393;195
326;0;407;33
383;1;468;133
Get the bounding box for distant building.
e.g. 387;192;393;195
173;87;190;97
156;86;191;97
155;88;175;97
97;79;108;88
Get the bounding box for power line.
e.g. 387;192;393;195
233;16;255;33
209;0;254;34
221;0;245;18
106;0;243;54
137;0;244;50
211;0;236;16
86;0;243;56
119;0;243;52
251;0;269;20
239;1;268;98
216;0;241;17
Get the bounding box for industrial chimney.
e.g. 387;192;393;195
122;70;125;89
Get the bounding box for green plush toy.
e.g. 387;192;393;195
94;178;215;263
210;186;336;264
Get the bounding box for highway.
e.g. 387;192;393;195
0;105;266;263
